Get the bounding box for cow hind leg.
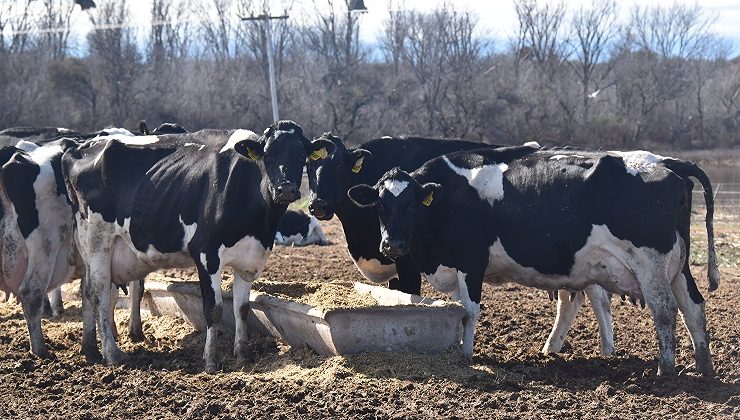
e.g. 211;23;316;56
584;285;615;356
109;284;119;341
543;289;584;354
87;253;125;365
639;269;678;376
128;279;145;342
80;271;102;362
671;272;713;376
232;271;254;366
197;263;223;374
49;286;64;317
18;281;50;358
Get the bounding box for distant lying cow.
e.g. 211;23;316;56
63;121;310;372
275;210;328;246
349;148;718;376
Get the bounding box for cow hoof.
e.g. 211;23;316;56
33;347;54;360
105;349;127;366
204;363;219;374
128;329;145;343
656;363;676;377
83;346;104;364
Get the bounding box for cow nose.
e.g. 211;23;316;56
275;182;300;203
308;198;332;219
381;238;408;257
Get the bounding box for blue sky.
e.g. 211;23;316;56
18;0;740;56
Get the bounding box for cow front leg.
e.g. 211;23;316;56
671;272;713;376
543;289;585;354
394;256;422;296
197;262;223;374
452;271;481;360
128;279;145;342
232;271;254;366
584;285;615;356
18;280;50;358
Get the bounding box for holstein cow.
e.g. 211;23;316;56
305;133;512;294
0;139;82;357
62;121;309;371
304;134;625;355
538;148;719;356
348;148;718;376
275;210;328;246
0;126;139;320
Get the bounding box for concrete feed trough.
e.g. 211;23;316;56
132;278;466;356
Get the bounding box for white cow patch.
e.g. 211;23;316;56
523;141;541;148
183;142;205;150
274;129;295;137
14;140;38;152
484;224;681;300
443;156;508;206
381;136;393;140
352;256;398;284
607;150;665;176
179;216;197;246
383;179;409;197
221;129;258;153
550;154;587;160
57;127;74;133
101;127;135;137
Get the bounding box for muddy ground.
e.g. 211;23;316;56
0;217;738;419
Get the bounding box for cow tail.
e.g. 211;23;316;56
663;158;720;291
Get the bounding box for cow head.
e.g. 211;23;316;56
305;132;372;220
235;120;309;205
347;168;442;258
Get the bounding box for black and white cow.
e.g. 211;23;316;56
138;120;188;136
348;148;718;376
0;139;83;357
62;121;310;371
275;210;328;246
305;133;515;294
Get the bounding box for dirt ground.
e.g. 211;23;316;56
0;216;738;419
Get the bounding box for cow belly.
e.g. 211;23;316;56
485;224;681;298
110;236;193;284
351;255;397;283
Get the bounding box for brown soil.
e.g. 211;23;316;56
1;217;738;418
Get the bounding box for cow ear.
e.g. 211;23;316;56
349;149;372;174
308;138;335;161
347;184;379;208
418;182;443;207
234;139;264;161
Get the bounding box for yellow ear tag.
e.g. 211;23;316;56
309;147;328;161
422;191;434;207
352;156;364;173
247;147;260;160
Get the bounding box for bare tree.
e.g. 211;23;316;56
567;0;618;123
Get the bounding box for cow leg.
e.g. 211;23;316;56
80;271;102;362
639;267;678;376
671;272;713;376
109;284;119;341
87;252;126;365
394;257;422;295
17;280;50;358
128;279;145;342
49;286;64;317
197;262;223;374
232;270;254;366
584;285;615;356
452;270;482;360
542;289;585;354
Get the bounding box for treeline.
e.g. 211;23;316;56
1;0;739;149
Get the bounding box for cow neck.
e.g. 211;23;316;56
407;204;439;271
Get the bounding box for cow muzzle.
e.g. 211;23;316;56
381;238;409;258
308;198;334;220
274;182;300;204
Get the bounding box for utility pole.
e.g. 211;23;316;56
242;12;288;123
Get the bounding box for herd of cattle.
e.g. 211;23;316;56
0;120;720;377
